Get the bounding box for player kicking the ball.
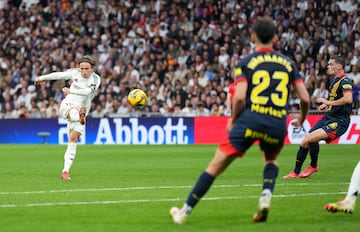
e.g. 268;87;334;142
35;55;101;180
169;17;309;224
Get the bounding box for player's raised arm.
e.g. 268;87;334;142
34;71;73;85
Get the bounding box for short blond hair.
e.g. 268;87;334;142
78;55;96;67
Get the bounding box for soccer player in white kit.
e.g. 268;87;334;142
35;55;101;180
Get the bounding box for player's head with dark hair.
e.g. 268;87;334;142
327;55;345;77
79;55;96;67
330;55;345;69
252;17;276;44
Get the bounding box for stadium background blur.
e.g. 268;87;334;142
0;0;359;119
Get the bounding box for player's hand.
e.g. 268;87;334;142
62;87;70;96
34;77;42;85
290;113;302;127
318;104;329;112
316;98;330;112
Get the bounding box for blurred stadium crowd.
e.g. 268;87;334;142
0;0;359;119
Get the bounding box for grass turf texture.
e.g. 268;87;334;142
0;144;358;232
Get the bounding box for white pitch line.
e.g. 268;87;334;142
0;182;348;195
0;192;346;208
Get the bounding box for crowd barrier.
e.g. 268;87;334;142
1;115;360;144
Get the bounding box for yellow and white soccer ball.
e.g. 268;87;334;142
127;88;147;109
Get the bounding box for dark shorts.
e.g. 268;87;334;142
309;115;350;142
219;110;286;158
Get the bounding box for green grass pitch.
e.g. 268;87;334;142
0;144;358;232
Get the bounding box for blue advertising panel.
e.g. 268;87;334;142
0;117;194;144
0;119;61;144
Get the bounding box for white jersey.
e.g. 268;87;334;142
39;68;101;115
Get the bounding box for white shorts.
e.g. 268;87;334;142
59;99;85;134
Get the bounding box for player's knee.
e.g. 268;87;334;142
300;136;311;147
264;152;278;161
68;108;80;121
300;140;308;148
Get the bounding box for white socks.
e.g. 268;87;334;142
63;142;77;172
345;161;360;204
181;203;192;215
259;189;272;208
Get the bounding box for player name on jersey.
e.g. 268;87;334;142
247;53;293;72
251;104;287;119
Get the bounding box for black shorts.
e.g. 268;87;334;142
228;110;287;154
309;115;350;142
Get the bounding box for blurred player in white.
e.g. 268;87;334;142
35;55;101;180
324;161;360;214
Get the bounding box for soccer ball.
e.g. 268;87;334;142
127;89;147;109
